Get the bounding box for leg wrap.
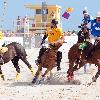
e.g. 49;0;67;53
37;46;47;63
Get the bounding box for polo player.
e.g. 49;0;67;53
36;19;64;71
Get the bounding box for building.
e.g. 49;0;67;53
13;3;62;48
24;3;62;34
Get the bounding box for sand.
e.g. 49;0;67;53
0;47;100;100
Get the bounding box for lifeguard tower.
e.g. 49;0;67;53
24;3;62;34
13;2;62;48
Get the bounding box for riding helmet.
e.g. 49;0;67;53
51;19;58;25
83;10;88;14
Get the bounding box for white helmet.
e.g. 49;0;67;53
83;10;88;14
96;12;100;17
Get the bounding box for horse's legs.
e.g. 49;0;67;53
11;56;20;80
92;63;100;82
42;66;53;78
67;59;85;81
21;58;34;75
67;59;75;81
0;66;4;80
37;66;53;83
32;64;42;83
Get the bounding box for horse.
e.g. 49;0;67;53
67;40;100;83
32;42;62;84
0;42;34;80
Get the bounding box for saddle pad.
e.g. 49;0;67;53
79;42;87;50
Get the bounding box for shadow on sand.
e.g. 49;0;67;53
9;72;81;87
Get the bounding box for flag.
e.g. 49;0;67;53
62;11;70;19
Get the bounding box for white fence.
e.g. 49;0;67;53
59;36;78;51
0;36;78;49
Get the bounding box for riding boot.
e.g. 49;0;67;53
85;45;94;60
35;46;47;65
57;51;62;71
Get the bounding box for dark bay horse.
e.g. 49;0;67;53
67;41;100;83
32;42;62;83
0;42;34;80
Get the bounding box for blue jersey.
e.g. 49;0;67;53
91;19;100;37
82;15;91;24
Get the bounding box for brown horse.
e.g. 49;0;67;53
32;42;62;84
0;42;34;80
67;41;100;82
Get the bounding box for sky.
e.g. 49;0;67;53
0;0;100;31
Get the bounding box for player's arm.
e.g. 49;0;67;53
41;32;48;45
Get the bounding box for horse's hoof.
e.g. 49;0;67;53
32;77;37;84
39;77;45;84
67;75;74;80
32;80;35;84
67;75;74;81
57;67;61;71
92;76;97;82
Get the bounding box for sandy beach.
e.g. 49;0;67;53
0;48;100;100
